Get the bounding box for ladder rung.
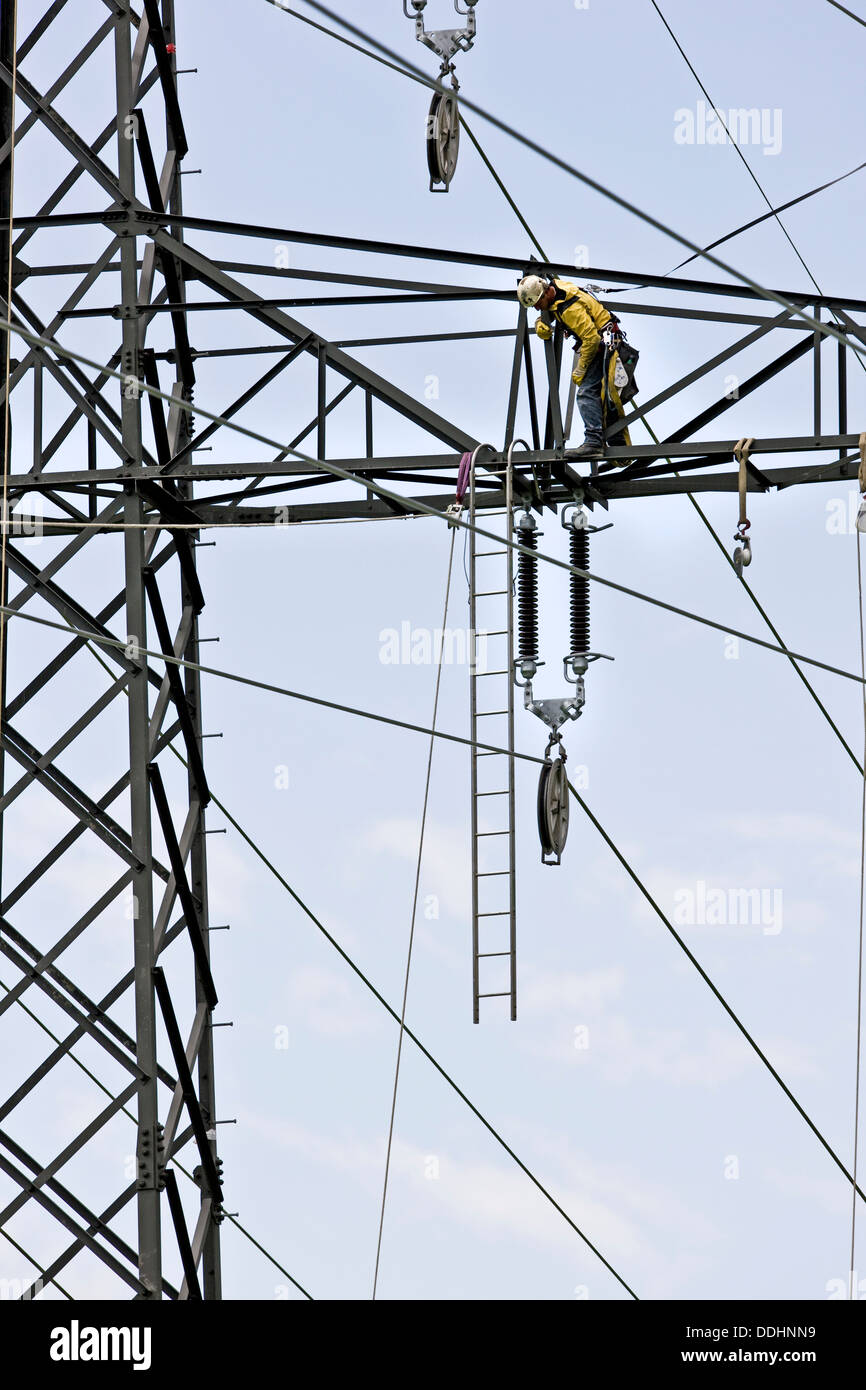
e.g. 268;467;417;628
475;669;509;677
477;870;510;877
476;789;508;796
477;911;511;917
476;751;503;757
480;630;508;637
476;549;507;557
477;991;512;998
475;590;509;597
477;710;508;717
476;830;509;837
477;951;512;958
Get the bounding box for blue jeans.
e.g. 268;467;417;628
576;346;608;444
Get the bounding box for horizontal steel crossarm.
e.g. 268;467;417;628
602;434;861;461
10;212;853;314
0;1081;140;1228
67;289;509;316
147;229;479;453
8;419;866;502
178;451;859;523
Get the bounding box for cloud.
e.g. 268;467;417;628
514;967;821;1087
284;965;383;1040
361;818;469;919
238;1110;718;1292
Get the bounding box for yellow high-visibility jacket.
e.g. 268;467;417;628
546;278;612;381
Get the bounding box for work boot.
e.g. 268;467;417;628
572;438;603;459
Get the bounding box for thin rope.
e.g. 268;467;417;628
372;526;456;1300
850;528;866;1294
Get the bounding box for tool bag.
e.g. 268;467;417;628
604;317;640;405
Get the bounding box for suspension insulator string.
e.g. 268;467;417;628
516;512;539;676
569;523;590;660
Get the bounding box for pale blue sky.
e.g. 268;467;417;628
1;0;865;1301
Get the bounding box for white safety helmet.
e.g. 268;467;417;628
517;274;547;308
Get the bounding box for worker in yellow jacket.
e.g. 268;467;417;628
517;274;630;460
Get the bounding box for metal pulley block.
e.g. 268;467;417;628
537;738;569;866
426;89;460;191
404;1;479;65
407;2;478;190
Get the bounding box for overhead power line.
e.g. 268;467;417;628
282;1;866;359
565;783;866;1209
825;0;866;27
9;589;866;1220
161;757;638;1299
268;0;865;288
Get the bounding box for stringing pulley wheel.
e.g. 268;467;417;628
537;753;569;865
426;90;460;190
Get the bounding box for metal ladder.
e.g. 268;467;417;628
468;445;517;1022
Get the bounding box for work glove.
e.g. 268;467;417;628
571;369;584;386
535;319;553;341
